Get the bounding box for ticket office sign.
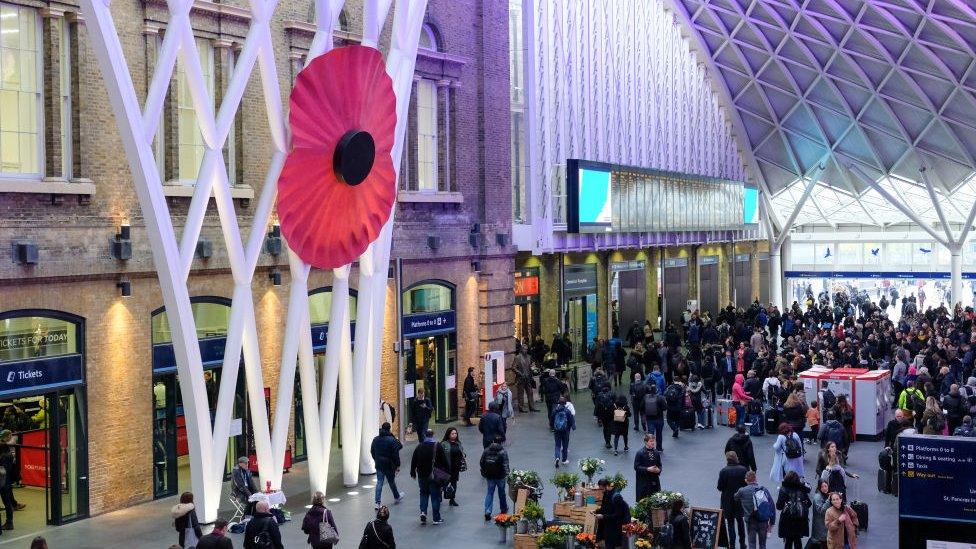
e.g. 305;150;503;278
898;435;976;524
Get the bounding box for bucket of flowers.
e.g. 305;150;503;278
537;526;567;548
508;470;544;501
521;499;546;533
494;512;519;542
607;472;628;492
577;458;605;486
621;520;650;549
634;538;654;549
551;471;581;501
574;532;597;548
647;490;686;528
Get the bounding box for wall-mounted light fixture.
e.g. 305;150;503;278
12;242;38;265
196;238;213;259
427;235;440;250
269;268;282;286
468;224;482;248
265;224;282;257
111;224;132;260
117;277;132;297
471;260;482;273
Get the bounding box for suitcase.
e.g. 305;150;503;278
716;399;732;426
680;408;696;430
765;407;781;435
850;500;869;531
877;469;890;494
748;417;764;436
704;405;714;428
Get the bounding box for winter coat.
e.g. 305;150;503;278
670;511;692;549
409;439;449;480
172;503;203;548
301;505;338;549
687;380;705;412
495;387;514;419
359;518;396;549
716;463;748;517
734;484;775;526
370;428;403;474
809;491;830;542
478;411;505;447
770;432;805;484
648;371;666;395
596;490;630;548
541;375;565;404
825;504;859;549
243;512;284;549
634;446;662;500
732;374;752;405
725;433;757;471
775;480;811;539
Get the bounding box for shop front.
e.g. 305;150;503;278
150;298;255;500
514;268;540;344
609;260;646;340
0;310;89;529
292;287;357;462
563;264;598;361
403;281;458;425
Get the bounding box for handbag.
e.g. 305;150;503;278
431;443;451;485
319;509;340;544
613;408;627;422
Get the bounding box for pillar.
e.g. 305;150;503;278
539;254;561;341
770;242;784;310
688;246;699;310
41;8;65;180
596;253;609;339
951;248;962;309
750;242;761;303
646;248;660;329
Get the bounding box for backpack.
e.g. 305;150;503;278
480;450;504;478
553;408;570;433
782;491;805;519
822;389;836;410
643;394;661;417
752;487;776;522
827;468;846;494
664;384;682;406
907;390;925;415
597;392;614;414
251;518;275;549
784;433;803;459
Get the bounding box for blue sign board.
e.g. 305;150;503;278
310;323;356;351
402;310;456;338
153;336;229;373
785;270;976;280
898;434;976;524
0;354;83;397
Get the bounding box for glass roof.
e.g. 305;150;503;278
673;0;976;228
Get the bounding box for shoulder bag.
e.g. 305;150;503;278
319;508;340;544
431;444;451;485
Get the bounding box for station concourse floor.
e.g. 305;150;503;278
3;378;899;548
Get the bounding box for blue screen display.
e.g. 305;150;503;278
578;167;612;230
743;187;759;224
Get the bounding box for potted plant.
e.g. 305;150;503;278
537;527;567;548
522;498;545;533
577;458;605;486
608;472;628;492
508;469;544;501
621;520;649;549
494;512;519;543
551;471;580;501
634;538;654;549
646;490;686;527
574;532;597;549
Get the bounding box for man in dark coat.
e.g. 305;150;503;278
478;402;506;448
725;425;757;471
370;422;403;507
462;367;479;426
196;518;233;549
411;388;434;441
243;501;284;549
629;373;647;432
594;478;630;549
633;433;662;501
717;451;748;549
540;370;567;428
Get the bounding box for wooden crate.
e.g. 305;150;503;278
568;504;599;524
553;501;575;520
513;533;541;549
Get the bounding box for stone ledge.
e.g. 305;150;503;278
0;178;96;195
162;183;254;199
397;191;463;204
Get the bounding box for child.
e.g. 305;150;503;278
806;400;820;444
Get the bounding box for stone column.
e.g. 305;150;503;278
718;243;731;309
405;77;419;191
214;39;236;183
688;246;700;311
751;242;761;303
596;254;609;340
646;248;660;329
539;254;561;342
449;81;461;192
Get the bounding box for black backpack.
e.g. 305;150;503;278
784;434;803;459
644;394;661;417
822;389;836;410
664;384;682;406
782;491;805;519
827;468;846;494
908;390;925;415
597;392;614;413
480;450;504;478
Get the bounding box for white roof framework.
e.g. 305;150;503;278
672;0;976;231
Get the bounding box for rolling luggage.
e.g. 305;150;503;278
850;479;869;531
765;407;781;435
877;469;890;494
704;404;714;428
680;408;696;430
716;399;732;426
748;417;764;436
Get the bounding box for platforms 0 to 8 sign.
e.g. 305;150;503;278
898;434;976;524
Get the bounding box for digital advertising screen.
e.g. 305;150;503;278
742;186;759;225
566;160;613;233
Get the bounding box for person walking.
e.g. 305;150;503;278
594;478;630;549
409;429;448;525
370;422;403;508
541;370;567;429
480;436;510;521
611;395;631;455
551;397;576;467
494;383;514;431
596;385;615;449
513;349;538;412
411;389;434;441
462;367;479;426
630;373;647;432
725;425;758;472
688;374;707;429
819;452;858;502
775;471;811;549
824;492;859;549
807;480;831;549
633;433;662;501
196;518;233;549
29;538;47;549
478;402;505;449
243;501;283;549
770;423;805;484
734;471;775;549
440;427;466;507
301;492;338;549
171;492;203;549
359;505;396;549
717;451;748;549
664;380;687;439
643;380;668;452
805;401;821;444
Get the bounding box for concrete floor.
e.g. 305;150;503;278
1;381;899;547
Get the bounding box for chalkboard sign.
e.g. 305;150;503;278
690;507;723;549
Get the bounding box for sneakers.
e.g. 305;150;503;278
374;503;381;510
562;460;569;465
394;495;404;504
432;518;444;525
484;513;491;522
449;500;459;507
554;459;560;468
696;423;705;430
420;513;427;525
613;450;619;456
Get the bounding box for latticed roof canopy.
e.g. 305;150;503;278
674;0;976;228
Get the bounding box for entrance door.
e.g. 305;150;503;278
566;296;586;361
663;264;689;327
0;389;88;529
514;302;538;343
617;270;646;335
699;262;719;316
734;259;752;308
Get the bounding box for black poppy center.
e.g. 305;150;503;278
333;129;376;186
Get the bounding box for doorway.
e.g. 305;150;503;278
699;257;720;316
663;259;689;328
405;334;457;423
565;296;586;361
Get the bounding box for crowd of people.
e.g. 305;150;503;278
157;283;976;549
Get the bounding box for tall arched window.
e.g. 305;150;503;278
415;24;441;192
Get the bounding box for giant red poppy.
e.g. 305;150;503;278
277;45;397;269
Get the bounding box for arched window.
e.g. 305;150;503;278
0;310;83;363
308;287;358;325
403;281;455;314
151;297;232;344
418;24;439;52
